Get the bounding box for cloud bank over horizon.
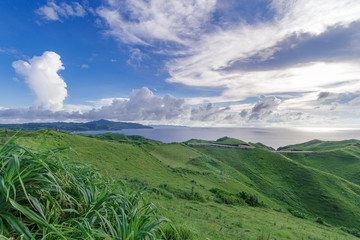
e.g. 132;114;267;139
92;0;360;126
2;0;360;127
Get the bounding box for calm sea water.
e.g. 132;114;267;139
73;127;360;149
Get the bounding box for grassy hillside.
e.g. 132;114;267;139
3;130;360;239
192;145;360;228
187;136;249;146
278;139;360;152
278;139;360;185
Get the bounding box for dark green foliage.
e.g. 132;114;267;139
340;227;360;238
246;194;262;207
288;209;307;219
315;217;325;225
159;184;205;202
209;188;265;207
171;167;201;175
0;119;151;132
210;188;243;205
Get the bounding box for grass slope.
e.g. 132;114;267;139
279;139;360;185
187;136;249;146
4;130;360;239
192;145;360;228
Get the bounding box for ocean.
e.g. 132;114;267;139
72;127;360;149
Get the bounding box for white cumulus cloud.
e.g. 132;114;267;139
12;51;67;111
84;87;189;121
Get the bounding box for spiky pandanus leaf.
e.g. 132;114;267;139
0;141;167;239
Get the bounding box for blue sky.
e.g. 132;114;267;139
1;0;360;127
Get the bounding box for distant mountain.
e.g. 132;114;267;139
0;119;152;132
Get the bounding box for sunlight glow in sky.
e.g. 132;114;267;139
1;0;360;127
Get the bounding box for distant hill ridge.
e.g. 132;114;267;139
0;119;152;132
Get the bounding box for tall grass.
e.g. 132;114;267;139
0;140;167;239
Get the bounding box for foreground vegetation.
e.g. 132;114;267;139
2;130;360;239
0;140;172;239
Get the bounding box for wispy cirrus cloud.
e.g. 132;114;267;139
97;0;216;46
127;48;148;67
19;0;360;127
166;0;360;93
36;1;86;21
97;0;360;126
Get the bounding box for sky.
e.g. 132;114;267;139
1;0;360;127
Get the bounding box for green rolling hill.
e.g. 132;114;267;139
278;139;360;185
2;130;360;239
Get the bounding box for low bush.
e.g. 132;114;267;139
171;167;201;175
288;209;307;219
210;188;266;207
159;184;205;202
246;194;262;207
210;188;243;205
340;227;360;237
315;217;325;225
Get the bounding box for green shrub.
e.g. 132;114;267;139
315;217;324;225
0;142;167;239
246;194;261;207
210;188;243;205
171;167;201;175
340;227;360;237
238;191;249;200
159;184;205;202
237;191;265;207
288;209;307;219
